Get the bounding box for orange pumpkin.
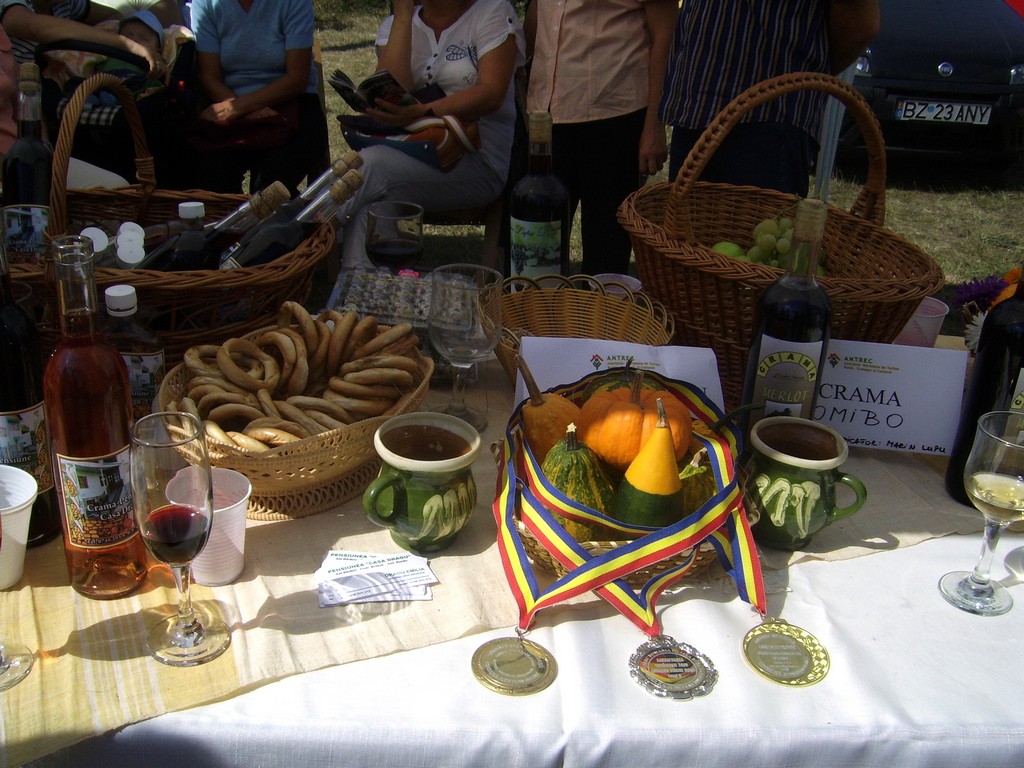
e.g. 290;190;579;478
577;375;692;471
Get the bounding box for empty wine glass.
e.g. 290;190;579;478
130;411;230;665
427;263;503;431
365;201;424;273
939;410;1024;616
0;465;37;690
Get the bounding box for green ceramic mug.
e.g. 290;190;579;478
744;416;867;551
363;412;481;553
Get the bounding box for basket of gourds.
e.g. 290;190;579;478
497;356;753;590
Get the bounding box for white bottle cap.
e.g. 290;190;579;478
179;201;206;220
117;230;144;248
119;221;145;238
105;284;139;315
117;241;145;267
80;226;110;253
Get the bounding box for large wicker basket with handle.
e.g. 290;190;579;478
10;73;334;364
619;72;945;408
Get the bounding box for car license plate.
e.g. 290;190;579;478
895;99;992;125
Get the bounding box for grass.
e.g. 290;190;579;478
313;4;1024;301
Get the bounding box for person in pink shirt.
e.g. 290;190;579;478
525;0;676;276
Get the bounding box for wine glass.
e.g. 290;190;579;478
365;201;424;273
0;466;36;690
130;411;230;666
939;410;1024;616
427;263;503;431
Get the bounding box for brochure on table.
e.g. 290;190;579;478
516;336;968;456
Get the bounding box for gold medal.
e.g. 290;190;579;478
629;635;718;700
742;617;829;686
472;635;557;696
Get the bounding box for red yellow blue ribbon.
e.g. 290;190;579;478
492;369;767;636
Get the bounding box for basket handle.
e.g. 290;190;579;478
48;72;157;236
666;71;886;238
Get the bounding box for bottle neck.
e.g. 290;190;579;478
527;139;553;175
782;199;826;283
16;89;43;141
55;245;100;338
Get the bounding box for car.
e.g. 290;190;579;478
839;0;1024;162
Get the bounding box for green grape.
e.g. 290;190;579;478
755;232;777;253
775;236;791;255
746;245;768;263
777;216;793;232
753;218;780;238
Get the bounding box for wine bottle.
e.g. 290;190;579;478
509;111;570;279
945;268;1024;505
218;151;363;268
102;285;165;422
740;197;832;433
2;63;53;267
0;236;61;547
43;236;148;599
220;169;364;269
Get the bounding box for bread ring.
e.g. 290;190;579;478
256;388;281;418
217;338;281;393
189;375;250;396
227;431;270;452
184;344;222;377
321;391;394;416
286;395;354;424
244;426;302;445
339;354;419;376
187;383;234;404
307;319;332;388
197;390;258;418
342;315;378;364
179;396;202;421
273;399;327;436
256;330;297;390
352;322;413;360
276;327;309;396
324;310;358;376
328;378;402;400
203;419;234;446
208;402;265;429
277;300;318;352
343;367;414;388
304;409;348;431
247;417;310;437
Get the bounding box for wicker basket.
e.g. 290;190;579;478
619;72;945;408
157;326;434;521
10;73;335;364
496;274;676;383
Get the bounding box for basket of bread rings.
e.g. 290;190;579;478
157;301;434;520
497;354;759;597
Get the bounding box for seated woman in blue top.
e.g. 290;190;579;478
189;0;328;195
330;0;524;277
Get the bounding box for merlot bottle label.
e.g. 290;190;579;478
0;402;54;493
1011;370;1024;411
54;446;138;549
510;218;563;277
2;204;49;265
121;351;166;417
749;335;824;421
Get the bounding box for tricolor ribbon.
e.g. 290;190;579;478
492;370;767;636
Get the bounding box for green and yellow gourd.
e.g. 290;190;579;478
612;398;685;528
541;424;618;541
678;447;718;517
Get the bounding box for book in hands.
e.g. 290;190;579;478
329;68;417;112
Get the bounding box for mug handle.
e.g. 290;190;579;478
362;468;405;527
829;473;867;522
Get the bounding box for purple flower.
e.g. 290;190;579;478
954;275;1008;312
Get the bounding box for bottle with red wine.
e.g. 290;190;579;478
0;237;61;547
220;169;364;269
945;267;1024;506
740;197;832;434
101;285;165;422
2;63;53;267
509;111;569;279
43;236;148;599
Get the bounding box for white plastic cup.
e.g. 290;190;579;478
0;466;39;590
593;272;642;297
189;468;251;587
894;296;949;347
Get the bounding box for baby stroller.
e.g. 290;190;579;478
35;25;200;190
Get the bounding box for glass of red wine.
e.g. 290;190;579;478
129;411;230;666
365;201;424;273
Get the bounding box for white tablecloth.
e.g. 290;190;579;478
25;531;1024;768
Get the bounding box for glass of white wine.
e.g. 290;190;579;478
939;410;1024;616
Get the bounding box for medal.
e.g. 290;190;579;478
472;634;558;696
742;617;829;686
629;635;718;700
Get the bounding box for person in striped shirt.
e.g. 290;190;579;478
660;0;879;194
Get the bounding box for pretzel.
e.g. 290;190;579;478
246;416;310;437
327;377;403;400
304;409;348;431
203;419;234;445
189;375;250;396
243;426;303;446
184;344;222;377
208;402;266;429
255;329;298;389
342;315;378;364
323;309;358;376
342;367;414;388
339;354;419;376
352;322;413;360
256;388;281;418
196;390;258;418
286;395;354;425
277;300;318;352
273;399;327;436
217;338;281;393
307;319;333;387
321;390;394;416
227;431;270;452
275;327;309;396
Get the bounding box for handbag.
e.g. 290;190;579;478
338;113;481;172
187;98;300;152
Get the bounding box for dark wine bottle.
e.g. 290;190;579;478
945;268;1024;506
2;62;53;267
43;236;148;599
0;233;61;547
740;197;832;431
509;111;570;279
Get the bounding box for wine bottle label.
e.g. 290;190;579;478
1011;370;1024;411
510;218;563;277
121;351;166;417
0;402;54;493
2;205;49;265
749;334;824;420
54;446;138;549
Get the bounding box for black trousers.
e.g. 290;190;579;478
551;109;646;275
